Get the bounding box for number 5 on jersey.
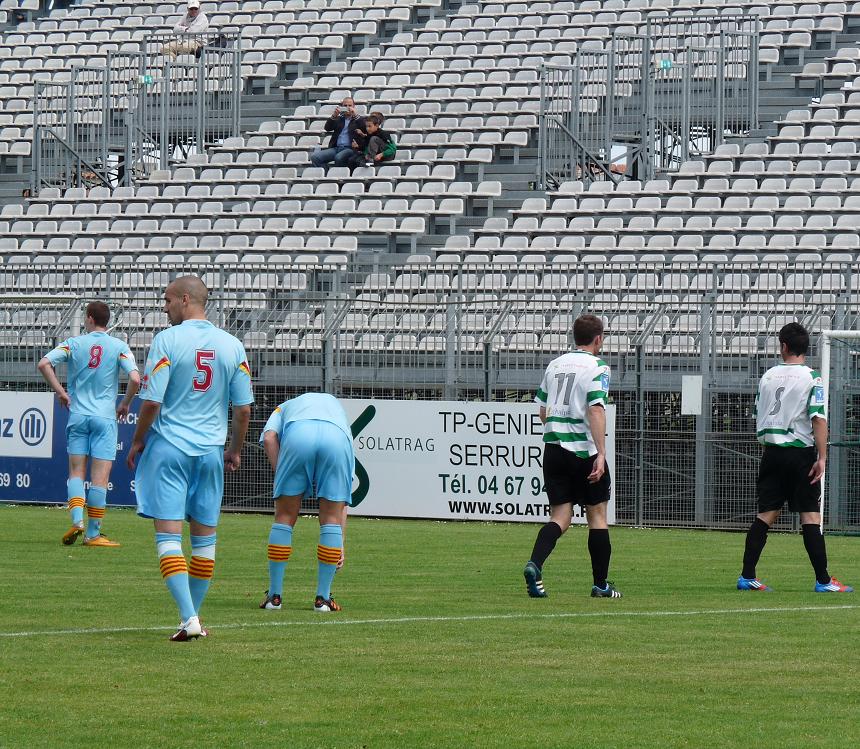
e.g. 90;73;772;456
193;350;215;392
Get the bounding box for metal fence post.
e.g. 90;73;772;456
715;32;726;148
197;56;206;156
694;291;715;525
750;26;760;132
641;23;653;182
160;61;171;170
537;64;546;190
232;38;242;137
635;340;645;525
32;83;41;194
680;51;691;163
65;74;75;187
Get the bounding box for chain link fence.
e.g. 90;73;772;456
1;257;857;531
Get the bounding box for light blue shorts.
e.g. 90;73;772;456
135;432;224;526
67;413;118;461
274;420;353;504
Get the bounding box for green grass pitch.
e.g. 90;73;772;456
0;504;857;749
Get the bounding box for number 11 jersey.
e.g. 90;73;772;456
535;350;610;458
140;319;254;456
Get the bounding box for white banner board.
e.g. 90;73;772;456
341;399;615;524
0;391;55;459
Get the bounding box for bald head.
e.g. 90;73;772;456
171;275;208;305
163;275;208;325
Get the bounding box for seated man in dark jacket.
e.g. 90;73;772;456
310;97;367;169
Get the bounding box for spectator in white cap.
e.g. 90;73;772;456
163;1;210;59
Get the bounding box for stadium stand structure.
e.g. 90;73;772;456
5;0;860;530
3;0;860;359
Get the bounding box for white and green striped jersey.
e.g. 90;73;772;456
535;350;610;458
755;363;826;448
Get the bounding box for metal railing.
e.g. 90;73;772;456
32;31;241;193
538;16;760;188
1;257;859;532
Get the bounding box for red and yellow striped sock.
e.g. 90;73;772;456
317;544;342;565
268;544;293;562
86;505;105;519
159;555;188;579
188;556;215;580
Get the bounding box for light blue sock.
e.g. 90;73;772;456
85;485;107;539
267;523;293;597
188;534;217;615
67;477;85;526
155;532;196;622
316;523;343;599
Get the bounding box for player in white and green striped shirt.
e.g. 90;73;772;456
739;322;853;593
524;314;621;599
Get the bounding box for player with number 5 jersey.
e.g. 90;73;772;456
39;301;140;548
128;276;254;641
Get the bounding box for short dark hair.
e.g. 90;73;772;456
86;301;110;327
779;322;809;356
367;114;383;127
370;110;385;122
573;314;603;346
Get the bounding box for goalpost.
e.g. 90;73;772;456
818;330;859;533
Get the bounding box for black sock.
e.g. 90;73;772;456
529;522;563;570
742;518;770;579
801;524;830;585
588;528;611;588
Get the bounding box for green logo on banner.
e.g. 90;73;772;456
349;405;376;507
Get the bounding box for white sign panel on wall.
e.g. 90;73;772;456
340;399;615;524
0;391;55;459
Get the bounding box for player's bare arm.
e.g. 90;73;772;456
588;404;607;483
225;404;251;472
262;430;280;471
539;406;547;424
127;400;161;469
809;415;828;484
116;370;141;420
36;357;71;408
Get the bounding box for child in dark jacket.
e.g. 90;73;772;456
352;114;396;166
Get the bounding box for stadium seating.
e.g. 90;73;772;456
3;0;860;357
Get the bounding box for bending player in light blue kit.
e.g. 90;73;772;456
38;301;140;547
127;276;253;642
259;393;354;613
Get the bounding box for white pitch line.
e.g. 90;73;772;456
0;604;857;639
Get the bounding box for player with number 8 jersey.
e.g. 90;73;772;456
128;276;254;641
39;301;140;547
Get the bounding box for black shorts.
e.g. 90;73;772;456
542;442;611;507
757;445;821;513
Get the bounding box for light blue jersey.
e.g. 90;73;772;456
44;331;137;419
261;393;355;503
140;319;254;456
261;392;353;446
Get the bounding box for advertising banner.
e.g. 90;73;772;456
2;393;615;524
343;399;615;524
0;392;139;505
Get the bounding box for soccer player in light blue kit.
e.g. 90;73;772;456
259;393;354;613
38;301;140;547
127;276;253;642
